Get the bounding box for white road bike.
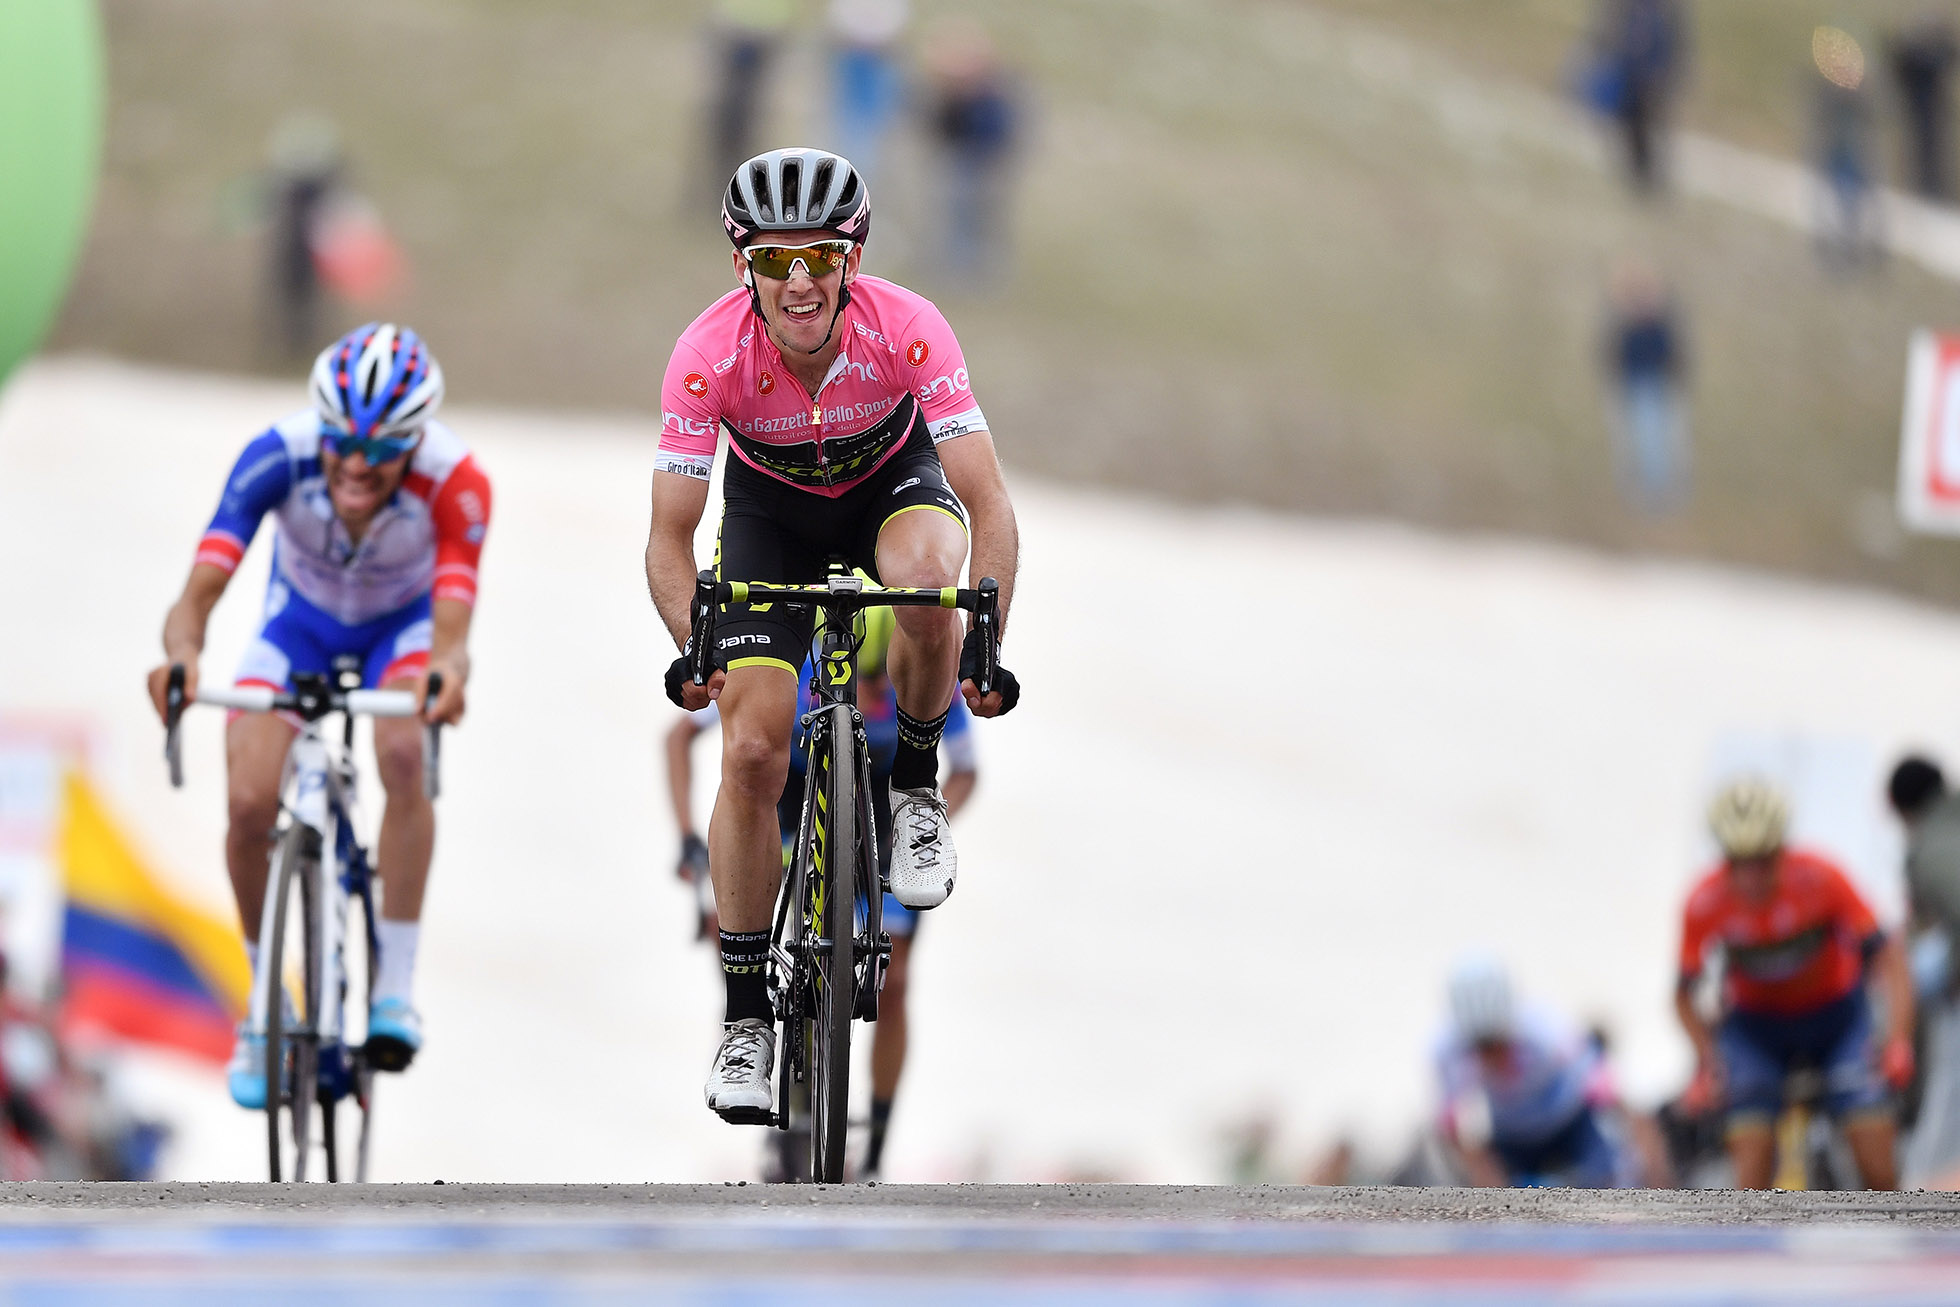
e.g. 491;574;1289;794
165;660;440;1181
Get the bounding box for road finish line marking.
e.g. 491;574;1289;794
0;1217;1956;1304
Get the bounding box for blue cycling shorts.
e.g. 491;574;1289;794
1493;1106;1625;1188
236;578;432;693
1717;990;1889;1124
775;768;917;940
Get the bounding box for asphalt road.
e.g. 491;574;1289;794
0;1181;1958;1224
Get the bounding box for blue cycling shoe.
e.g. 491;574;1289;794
364;997;423;1073
227;1024;266;1110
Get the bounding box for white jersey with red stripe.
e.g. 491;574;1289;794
196;411;491;626
655;275;988;496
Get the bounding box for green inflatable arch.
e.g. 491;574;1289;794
0;1;102;387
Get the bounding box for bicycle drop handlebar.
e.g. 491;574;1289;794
686;571;1001;694
162;663;445;795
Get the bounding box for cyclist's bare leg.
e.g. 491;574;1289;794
224;710;298;941
371;702;433;921
710;664;800;934
1725;1120;1776;1188
870;933;912;1101
877;510;964;722
1843;1112;1901;1190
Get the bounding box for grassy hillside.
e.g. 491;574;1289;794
46;0;1960;601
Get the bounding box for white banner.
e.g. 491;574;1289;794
1897;329;1960;535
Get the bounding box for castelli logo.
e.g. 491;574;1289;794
907;339;930;367
758;370;775;395
684;372;708;398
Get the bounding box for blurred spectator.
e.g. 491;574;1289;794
703;0;797;206
1604;259;1690;513
1889;14;1959;201
1580;0;1688;193
1887;755;1960;1185
1432;955;1638;1188
921;22;1021;287
264;115;344;358
826;0;908;189
1811;26;1883;268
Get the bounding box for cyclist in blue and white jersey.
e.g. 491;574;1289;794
146;324;491;1107
1434;956;1638;1189
666;604;979;1179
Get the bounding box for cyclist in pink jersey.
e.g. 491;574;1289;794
644;147;1021;1124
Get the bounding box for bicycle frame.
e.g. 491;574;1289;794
164;664;439;1181
685;567;999;1178
246;721;368;1056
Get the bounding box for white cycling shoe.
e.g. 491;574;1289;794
705;1017;776;1123
889;783;956;909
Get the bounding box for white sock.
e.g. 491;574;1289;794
372;919;421;1006
244;941;259;972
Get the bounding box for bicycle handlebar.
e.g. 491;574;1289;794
687;571;1002;694
161;662;442;795
193;684;421;716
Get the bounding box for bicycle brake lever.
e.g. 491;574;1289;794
165;664;186;789
975;578;999;697
689;569;719;686
423;671;443;800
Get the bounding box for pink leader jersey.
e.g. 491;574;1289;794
655;276;988;496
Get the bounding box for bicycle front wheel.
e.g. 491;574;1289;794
263;824;322;1182
808;730;858;1183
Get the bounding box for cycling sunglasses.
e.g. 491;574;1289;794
322;427;419;464
743;239;854;281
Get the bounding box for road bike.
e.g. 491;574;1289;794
164;660;440;1181
686;565;998;1183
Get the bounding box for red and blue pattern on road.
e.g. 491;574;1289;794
3;1207;1960;1304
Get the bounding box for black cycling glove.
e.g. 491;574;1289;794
959;627;1020;715
678;833;710;881
665;654;692;709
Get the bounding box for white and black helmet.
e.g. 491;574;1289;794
722;147;871;249
1707;777;1789;862
1447;954;1516;1043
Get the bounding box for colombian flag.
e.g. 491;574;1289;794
56;774;247;1064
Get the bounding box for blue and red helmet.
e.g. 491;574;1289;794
309;323;445;440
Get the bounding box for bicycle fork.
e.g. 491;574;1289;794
248;736;348;1049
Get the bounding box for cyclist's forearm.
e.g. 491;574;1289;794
647;472;710;649
429;597;474;675
161;564;230;662
1875;933;1916;1043
1674;985;1715;1063
966;494;1019;638
664;719;698;836
943;768;977;817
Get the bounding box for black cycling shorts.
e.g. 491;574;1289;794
712;419;968;676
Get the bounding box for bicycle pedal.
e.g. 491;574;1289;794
714;1104;776;1127
362;1035;417;1074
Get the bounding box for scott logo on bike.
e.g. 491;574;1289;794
824;649;852;685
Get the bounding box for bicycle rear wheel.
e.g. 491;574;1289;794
808;728;858;1183
263;825;322;1182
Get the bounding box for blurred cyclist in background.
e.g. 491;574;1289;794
145;323;490;1108
645;147;1021;1125
1433;955;1637;1188
1676;778;1914;1189
666;602;979;1179
1886;756;1960;1184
